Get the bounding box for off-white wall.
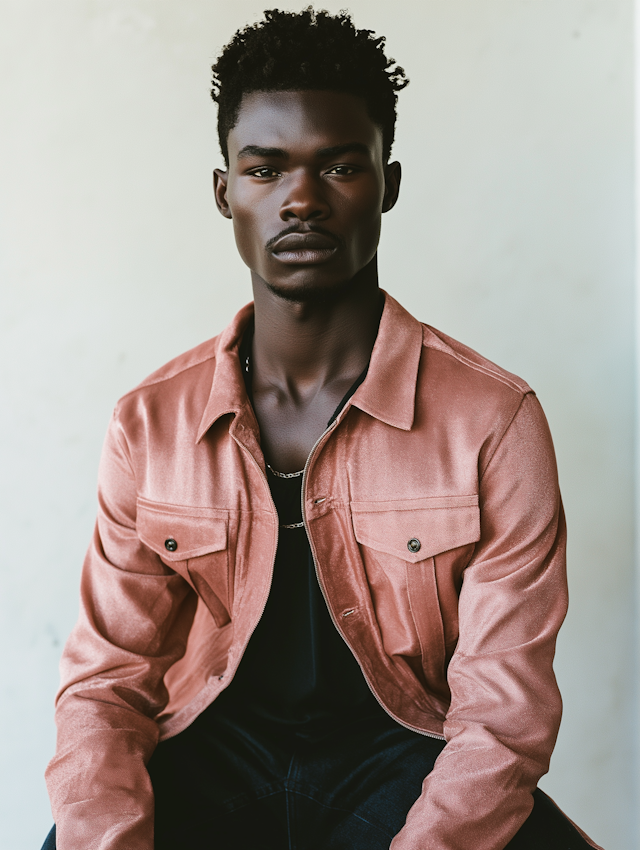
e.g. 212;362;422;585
0;2;635;848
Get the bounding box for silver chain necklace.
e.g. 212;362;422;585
266;462;304;479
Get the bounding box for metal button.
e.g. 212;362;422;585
164;538;178;552
407;538;421;553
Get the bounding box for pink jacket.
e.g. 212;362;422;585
46;293;599;850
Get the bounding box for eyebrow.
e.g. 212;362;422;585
237;145;287;159
236;142;371;160
315;142;371;158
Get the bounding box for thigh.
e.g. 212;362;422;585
506;789;596;850
148;709;292;850
292;717;596;850
290;714;446;850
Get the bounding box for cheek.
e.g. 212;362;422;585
352;218;382;266
347;192;384;256
230;213;254;261
229;198;267;267
338;177;384;223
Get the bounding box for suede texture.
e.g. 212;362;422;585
46;293;601;850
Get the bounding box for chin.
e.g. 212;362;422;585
264;274;355;304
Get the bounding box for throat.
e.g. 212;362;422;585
240;322;372;474
243;282;383;473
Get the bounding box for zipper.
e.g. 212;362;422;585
300;416;446;742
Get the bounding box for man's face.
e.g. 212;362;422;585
214;90;400;300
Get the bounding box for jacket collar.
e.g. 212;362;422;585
196;290;423;443
350;292;422;431
196;301;255;444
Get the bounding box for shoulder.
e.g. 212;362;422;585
110;335;223;443
380;292;532;409
420;324;532;397
414;323;542;469
121;336;220;400
113;301;253;412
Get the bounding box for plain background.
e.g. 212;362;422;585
0;1;636;848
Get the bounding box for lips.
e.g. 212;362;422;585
270;231;339;264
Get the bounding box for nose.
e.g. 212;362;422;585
280;169;330;222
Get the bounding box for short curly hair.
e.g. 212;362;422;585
211;7;409;165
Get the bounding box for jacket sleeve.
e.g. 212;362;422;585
391;391;570;850
45;409;198;850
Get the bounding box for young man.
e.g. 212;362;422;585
43;9;602;850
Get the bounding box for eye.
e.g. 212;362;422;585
326;164;358;176
248;166;280;179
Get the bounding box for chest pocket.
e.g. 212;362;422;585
136;498;231;628
351;495;480;691
351;495;480;564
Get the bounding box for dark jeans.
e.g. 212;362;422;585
41;708;594;850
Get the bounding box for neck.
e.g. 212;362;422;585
250;259;383;393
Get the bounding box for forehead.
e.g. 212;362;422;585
227;90;383;159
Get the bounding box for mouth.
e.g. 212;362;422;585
269;230;340;265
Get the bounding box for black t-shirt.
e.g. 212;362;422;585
206;328;388;739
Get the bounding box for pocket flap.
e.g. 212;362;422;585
351;495;480;563
136;498;228;561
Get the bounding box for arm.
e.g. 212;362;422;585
45;410;198;850
392;391;568;850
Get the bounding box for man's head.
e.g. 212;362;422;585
211;7;408;166
211;9;408;303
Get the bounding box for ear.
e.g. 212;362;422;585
382;161;401;213
213;168;232;219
